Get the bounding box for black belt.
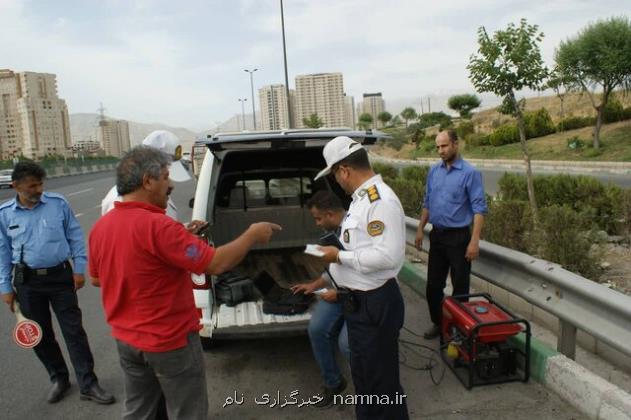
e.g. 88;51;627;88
341;278;397;295
26;261;69;277
432;226;470;233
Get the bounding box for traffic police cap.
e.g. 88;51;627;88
142;130;191;183
315;136;364;180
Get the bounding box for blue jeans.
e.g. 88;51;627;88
308;299;350;388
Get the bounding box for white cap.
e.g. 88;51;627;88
314;136;364;180
142;130;191;182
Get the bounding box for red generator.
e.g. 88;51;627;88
441;293;531;389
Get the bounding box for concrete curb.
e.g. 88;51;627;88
398;261;631;420
46;164;116;179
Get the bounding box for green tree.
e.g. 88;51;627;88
468;18;549;221
400;107;418;127
447;94;482;118
390;115;402;127
418;112;453;129
358;113;374;130
377;111;392;127
555;17;631;149
407;123;426;149
302;113;323;128
546;66;574;131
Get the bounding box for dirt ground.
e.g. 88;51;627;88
598;243;631;296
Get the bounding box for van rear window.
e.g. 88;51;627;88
218;176;312;208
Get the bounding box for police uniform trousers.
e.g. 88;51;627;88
426;227;472;326
344;278;409;420
15;263;97;392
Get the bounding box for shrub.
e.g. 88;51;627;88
388;177;424;217
602;98;625;123
456;120;475;140
466;132;491;147
483;200;531;252
528;205;600;279
401;165;429;187
622;107;631;121
566;136;585;150
371;162;399;182
524;108;556;138
489;124;519;146
557;116;595;131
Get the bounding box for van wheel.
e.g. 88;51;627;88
200;336;216;351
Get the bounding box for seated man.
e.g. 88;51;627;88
292;190;350;408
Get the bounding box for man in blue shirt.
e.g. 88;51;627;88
415;130;488;339
0;162;114;405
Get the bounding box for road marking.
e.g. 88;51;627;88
75;213;84;218
66;188;93;197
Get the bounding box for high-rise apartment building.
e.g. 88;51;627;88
361;92;386;128
294;73;345;128
0;69;71;160
97;119;130;158
344;94;355;129
259;84;290;130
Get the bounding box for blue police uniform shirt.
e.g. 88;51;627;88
422;157;488;229
0;192;87;294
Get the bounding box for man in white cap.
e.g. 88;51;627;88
315;136;409;420
101;130;192;221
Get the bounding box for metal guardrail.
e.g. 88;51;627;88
405;216;631;360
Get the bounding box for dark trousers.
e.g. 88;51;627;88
426;227;471;326
344;279;409;420
15;266;97;392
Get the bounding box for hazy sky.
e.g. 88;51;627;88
2;0;628;131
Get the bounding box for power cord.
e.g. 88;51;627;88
399;326;447;386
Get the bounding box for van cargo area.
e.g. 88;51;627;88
212;248;328;338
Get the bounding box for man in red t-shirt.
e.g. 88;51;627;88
89;146;280;419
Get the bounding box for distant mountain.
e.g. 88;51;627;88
69;113;198;151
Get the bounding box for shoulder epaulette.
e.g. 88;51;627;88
366;184;381;203
0;200;13;212
43;192;69;204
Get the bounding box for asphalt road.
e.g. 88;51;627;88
0;171;585;419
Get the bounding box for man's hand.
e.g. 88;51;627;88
186;220;209;235
320;289;338;303
73;273;86;290
465;239;480;262
291;283;317;295
415;226;424;250
2;292;16;313
319;246;339;264
247;222;282;245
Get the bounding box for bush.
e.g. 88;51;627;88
456;121;475;140
566;136;585;150
388;177;424;217
602;98;625;123
489;124;519;146
623;107;631;121
466;132;491;147
483;200;531;252
371;162;399;182
529;205;600;278
401;165;429;186
557;115;595;131
524;108;556;138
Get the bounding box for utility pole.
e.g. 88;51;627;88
244;68;258;129
427;96;431;113
420;98;424;115
280;0;293;128
238;98;248;131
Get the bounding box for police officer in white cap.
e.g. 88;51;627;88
101;130;205;233
315;136;409;420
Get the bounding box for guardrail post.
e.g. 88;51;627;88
557;320;577;360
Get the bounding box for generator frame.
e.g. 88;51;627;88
441;293;531;389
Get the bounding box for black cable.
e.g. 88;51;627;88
398;328;448;385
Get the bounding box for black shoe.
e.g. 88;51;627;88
423;324;441;340
313;377;347;409
80;383;115;405
47;380;70;403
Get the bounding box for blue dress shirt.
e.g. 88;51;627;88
422;157;488;229
0;192;87;294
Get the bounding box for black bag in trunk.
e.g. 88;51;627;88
254;271;313;315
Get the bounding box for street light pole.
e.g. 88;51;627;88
238;98;248;131
244;68;258;130
280;0;293;128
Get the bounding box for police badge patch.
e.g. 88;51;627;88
343;229;350;243
367;220;385;236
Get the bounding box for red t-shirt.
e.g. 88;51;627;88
89;201;215;352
